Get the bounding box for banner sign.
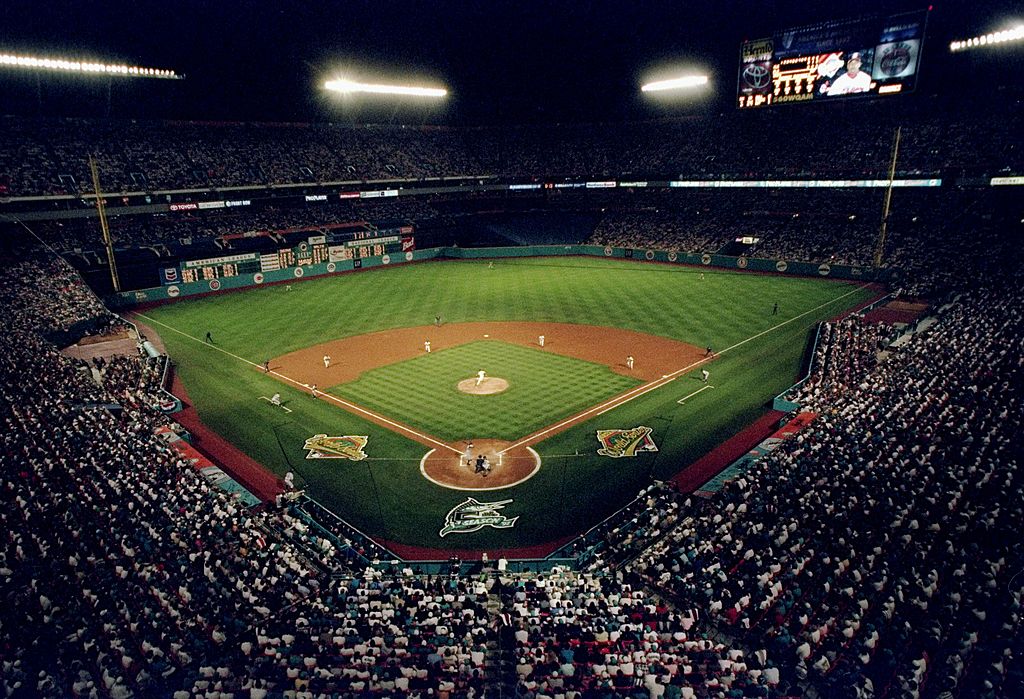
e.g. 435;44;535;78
183;253;258;269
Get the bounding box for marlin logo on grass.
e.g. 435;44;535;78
439;498;519;537
302;434;369;461
596;426;659;458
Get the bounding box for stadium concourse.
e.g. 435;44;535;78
0;109;1022;697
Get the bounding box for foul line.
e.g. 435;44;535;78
133;313;461;454
136;282;868;460
499;283;873;454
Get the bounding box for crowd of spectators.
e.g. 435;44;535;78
0;106;1021;197
1;101;1023;698
218;572;494;697
21;185;1013;304
628;281;1024;698
506;571;786;698
787;317;898;408
2;229;1022;697
25;197;441;252
0;253;351;698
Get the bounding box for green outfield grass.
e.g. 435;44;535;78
334;341;640;442
141;256;877;550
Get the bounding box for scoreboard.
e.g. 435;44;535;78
177;253;260;283
164;227;415;286
738;9;928;109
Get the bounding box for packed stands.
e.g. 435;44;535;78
1;107;1021;197
1;103;1023;698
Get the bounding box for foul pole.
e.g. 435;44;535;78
89;155;121;292
875;126;902;267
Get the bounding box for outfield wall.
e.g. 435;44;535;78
106;245;892;307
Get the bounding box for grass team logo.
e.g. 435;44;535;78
596;426;659;458
439;498;519;537
303;434;369;461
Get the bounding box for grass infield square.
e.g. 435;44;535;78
332;340;641;442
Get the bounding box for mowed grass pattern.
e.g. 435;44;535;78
334;341;641;442
143;257;878;548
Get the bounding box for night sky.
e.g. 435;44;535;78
1;0;1021;123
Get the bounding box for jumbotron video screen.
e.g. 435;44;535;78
737;9;928;109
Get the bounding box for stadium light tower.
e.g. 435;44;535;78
324;78;447;98
0;52;182;79
949;25;1024;52
641;75;709;92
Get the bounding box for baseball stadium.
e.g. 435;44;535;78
1;1;1022;698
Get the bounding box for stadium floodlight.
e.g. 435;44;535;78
641;75;709;92
324;78;447;97
949;25;1024;52
0;53;181;79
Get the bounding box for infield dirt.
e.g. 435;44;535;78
268;321;705;489
271;321;700;387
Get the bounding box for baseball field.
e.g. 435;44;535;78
137;256;876;552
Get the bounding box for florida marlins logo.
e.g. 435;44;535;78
302;434;369;461
596;426;659;458
439;498;519;537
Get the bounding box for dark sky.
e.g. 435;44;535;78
1;0;1021;123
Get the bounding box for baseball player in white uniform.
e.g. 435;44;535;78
424;340;431;353
323;354;331;368
476;370;486;386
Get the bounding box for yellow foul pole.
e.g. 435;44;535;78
89;155;121;292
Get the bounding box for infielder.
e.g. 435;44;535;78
626;355;634;370
701;369;710;383
310;384;319;399
323;354;331;368
270;392;282;406
425;340;431;353
539;335;545;347
476;370;486;386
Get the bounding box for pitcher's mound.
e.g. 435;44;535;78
457;377;509;395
